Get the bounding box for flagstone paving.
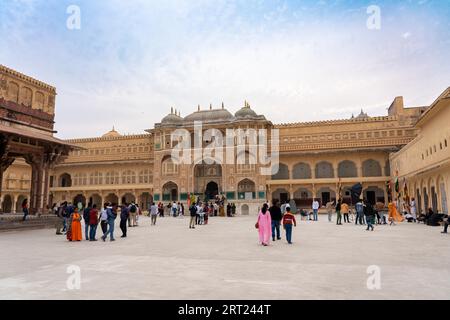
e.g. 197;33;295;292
0;215;449;300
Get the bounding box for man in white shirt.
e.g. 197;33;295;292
150;202;158;225
312;199;320;221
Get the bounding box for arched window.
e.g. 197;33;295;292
21;87;33;107
89;172;103;185
292;162;311;179
362;159;382;177
162;157;178;175
122;170;136;184
338;161;357;178
105;171;119;184
8;82;19;103
59;173;72;187
35;91;45;110
315;161;334;178
271;163;289;180
139;169;150;184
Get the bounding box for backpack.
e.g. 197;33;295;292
130;204;137;213
83;208;90;223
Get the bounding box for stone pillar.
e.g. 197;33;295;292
12;194;18;214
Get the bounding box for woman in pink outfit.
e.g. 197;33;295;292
256;203;272;246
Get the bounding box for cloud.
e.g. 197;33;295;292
0;0;449;138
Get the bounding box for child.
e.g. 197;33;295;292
282;207;297;244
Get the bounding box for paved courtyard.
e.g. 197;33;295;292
0;214;449;300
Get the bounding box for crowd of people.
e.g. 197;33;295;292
53;201;142;241
253;195;450;246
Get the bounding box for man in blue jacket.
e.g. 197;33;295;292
101;203;117;242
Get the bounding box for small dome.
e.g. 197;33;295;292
355;109;369;119
161;108;183;125
235;106;258;118
184;108;234;123
102;127;121;138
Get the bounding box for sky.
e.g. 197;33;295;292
1;0;449;139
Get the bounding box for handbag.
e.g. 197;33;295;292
255;222;259;229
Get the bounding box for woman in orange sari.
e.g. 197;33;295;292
388;201;404;225
69;208;83;241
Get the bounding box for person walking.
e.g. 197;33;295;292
150;202;158;225
89;204;99;241
55;204;65;235
21;199;29;221
102;203;117;242
410;198;417;222
189;203;197;229
83;203;92;241
355;199;365;225
441;215;449;234
282;207;297;244
120;204;129;238
100;204;108;235
172;201;178;217
364;200;375;231
312;198;320;221
341;201;350;223
129;202;138;227
256;203;272;246
269;200;282;241
335;199;342;225
326;201;334;222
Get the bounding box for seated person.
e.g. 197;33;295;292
404;212;415;223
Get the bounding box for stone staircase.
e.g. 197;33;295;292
0;214;58;232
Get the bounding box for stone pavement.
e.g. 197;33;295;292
0;215;449;300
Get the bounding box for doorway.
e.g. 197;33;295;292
205;181;219;200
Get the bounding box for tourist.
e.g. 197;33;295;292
198;204;205;225
341;201;350;223
325;200;334;222
189;203;197;229
441;215;449;234
55;204;65;235
405;212;415;222
410;198;417;222
150;202;158;225
21;198;29;221
269;199;282;241
388;201;404;225
355;199;365;225
282;206;297;244
100;204;108;235
89;204;99;241
129;202;138;227
83;203;92;241
375;201;386;224
158;202;164;217
204;204;209;225
256;203;271;246
231;203;236;216
68;207;82;241
172;201;178;217
335;199;342;225
364;200;375;231
196;202;202;225
227;203;231;217
135;204;141;226
312;198;320;221
102;203;117;242
120;203;129;238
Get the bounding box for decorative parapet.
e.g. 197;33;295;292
275;115;398;128
0;65;56;93
65;133;152;144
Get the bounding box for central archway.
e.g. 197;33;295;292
205;181;219;200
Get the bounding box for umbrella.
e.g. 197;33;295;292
350;183;363;205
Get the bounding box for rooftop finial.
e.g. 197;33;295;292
171;107;173;114
198;104;200;111
210;103;212;110
112;125;115;131
222;102;224;109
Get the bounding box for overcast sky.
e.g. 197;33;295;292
1;0;449;139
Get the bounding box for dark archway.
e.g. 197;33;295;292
205;181;219;200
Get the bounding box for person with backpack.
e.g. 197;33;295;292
102;203;117;242
120;203;129;238
189;203;197;229
364;200;375;231
129;202;137;227
55;203;65;235
83;203;92;241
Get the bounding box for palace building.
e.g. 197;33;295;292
0;65;448;216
